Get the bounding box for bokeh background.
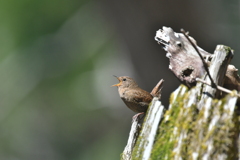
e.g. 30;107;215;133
0;0;240;160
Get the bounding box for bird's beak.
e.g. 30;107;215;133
112;75;122;87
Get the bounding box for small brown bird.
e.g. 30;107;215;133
112;76;153;118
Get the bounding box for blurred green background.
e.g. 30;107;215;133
0;0;240;160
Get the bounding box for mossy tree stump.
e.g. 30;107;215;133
122;31;240;160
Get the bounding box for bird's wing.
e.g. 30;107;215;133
125;89;153;103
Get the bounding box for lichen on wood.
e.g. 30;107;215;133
122;115;143;160
149;85;239;160
151;85;189;160
131;98;165;160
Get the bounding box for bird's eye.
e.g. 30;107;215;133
123;78;126;81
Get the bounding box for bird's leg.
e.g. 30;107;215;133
132;112;145;123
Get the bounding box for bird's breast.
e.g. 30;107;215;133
118;87;127;98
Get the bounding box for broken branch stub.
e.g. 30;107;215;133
200;45;233;99
155;26;211;87
150;79;164;99
224;64;240;92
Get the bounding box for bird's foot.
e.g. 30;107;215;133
132;112;145;123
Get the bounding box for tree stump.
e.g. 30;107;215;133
121;27;240;160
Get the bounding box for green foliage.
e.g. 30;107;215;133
0;1;126;160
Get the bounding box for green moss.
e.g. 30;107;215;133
150;85;190;160
149;85;239;160
223;46;232;55
127;84;239;159
150;111;178;159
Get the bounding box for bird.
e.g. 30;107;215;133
112;76;153;119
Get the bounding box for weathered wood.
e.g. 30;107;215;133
150;85;238;160
224;64;240;92
121;98;165;160
132;98;165;160
155;26;211;87
154;26;240;94
122;115;142;160
151;27;239;159
150;79;164;99
199;45;233;98
197;45;233;110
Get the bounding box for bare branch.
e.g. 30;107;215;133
196;78;240;98
180;29;217;88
